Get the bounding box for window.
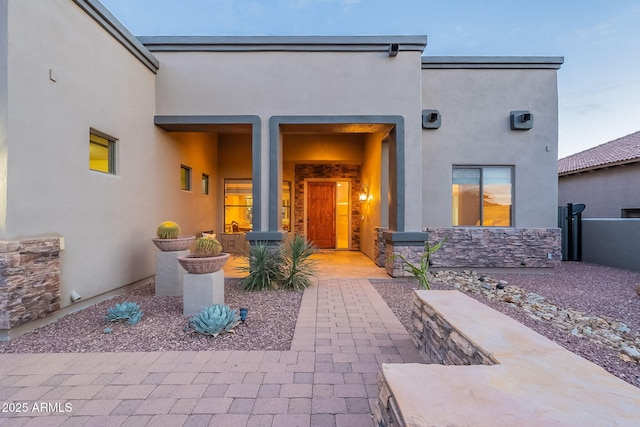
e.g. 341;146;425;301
224;179;252;232
180;165;191;191
452;166;513;226
621;208;640;218
224;179;292;233
89;130;116;174
201;173;210;195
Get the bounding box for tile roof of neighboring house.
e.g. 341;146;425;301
558;130;640;175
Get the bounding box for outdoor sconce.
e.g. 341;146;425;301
422;109;441;129
359;184;370;202
510;110;533;130
389;43;399;57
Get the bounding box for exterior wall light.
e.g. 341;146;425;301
510;110;533;130
389;43;399;57
422;109;441;129
359;184;370;201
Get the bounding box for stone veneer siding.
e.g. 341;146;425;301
410;291;496;365
427;227;561;269
0;238;61;335
294;164;361;250
374;227;386;267
374;291;497;427
384;241;424;277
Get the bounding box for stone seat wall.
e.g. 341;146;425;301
374;290;640;426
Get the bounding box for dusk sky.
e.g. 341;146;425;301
100;0;640;158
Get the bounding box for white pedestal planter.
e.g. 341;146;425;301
155;250;189;296
183;270;225;317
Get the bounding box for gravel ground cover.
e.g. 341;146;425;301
371;261;640;388
2;261;638;389
0;279;302;353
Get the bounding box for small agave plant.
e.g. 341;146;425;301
189;304;240;337
104;301;143;325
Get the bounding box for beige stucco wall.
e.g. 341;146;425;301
559;163;640;218
0;1;8;236
421;68;559;228
152;50;425;232
360;132;386;259
2;1;216;306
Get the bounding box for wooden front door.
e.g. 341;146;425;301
307;182;336;249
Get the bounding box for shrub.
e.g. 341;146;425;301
193;235;222;257
239;242;282;291
105;301;143;325
157;221;180;239
189;304;240;337
239;235;318;291
279;234;318;291
393;238;446;290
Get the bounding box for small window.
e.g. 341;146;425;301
180;165;191;191
201;173;210;195
89;130;116;174
452;166;513;227
621;208;640;218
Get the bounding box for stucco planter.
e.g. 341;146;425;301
177;253;230;274
152;236;195;252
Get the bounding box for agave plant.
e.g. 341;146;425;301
189;304;241;337
156;221;180;239
279;234;318;291
104;301;143;325
393;238;446;290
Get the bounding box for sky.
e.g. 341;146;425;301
100;0;640;158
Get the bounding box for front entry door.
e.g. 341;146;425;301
307;182;336;249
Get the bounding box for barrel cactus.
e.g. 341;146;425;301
105;301;143;325
193;235;223;257
157;221;180;239
189;304;240;337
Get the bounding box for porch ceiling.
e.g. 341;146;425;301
280;123;394;134
155;123;252;134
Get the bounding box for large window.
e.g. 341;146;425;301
224;179;291;233
89;130;116;174
452;166;513;227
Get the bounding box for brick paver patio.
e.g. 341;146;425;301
0;277;423;426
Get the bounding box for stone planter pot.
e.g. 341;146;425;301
152;236;195;252
177;253;230;274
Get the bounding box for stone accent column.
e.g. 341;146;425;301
382;231;429;277
0;238;61;336
373;227;387;267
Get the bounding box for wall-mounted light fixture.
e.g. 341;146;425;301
422;109;441;129
510;110;533;130
359;184;370;202
388;43;399;57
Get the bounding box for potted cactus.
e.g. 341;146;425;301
152;221;195;251
177;234;230;274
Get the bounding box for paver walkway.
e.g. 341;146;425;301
0;278;422;426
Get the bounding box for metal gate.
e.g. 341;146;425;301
557;203;585;261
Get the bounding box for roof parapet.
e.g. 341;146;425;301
73;0;159;73
139;35;428;53
422;56;564;70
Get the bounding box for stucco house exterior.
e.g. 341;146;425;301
558;130;640;218
0;0;563;336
